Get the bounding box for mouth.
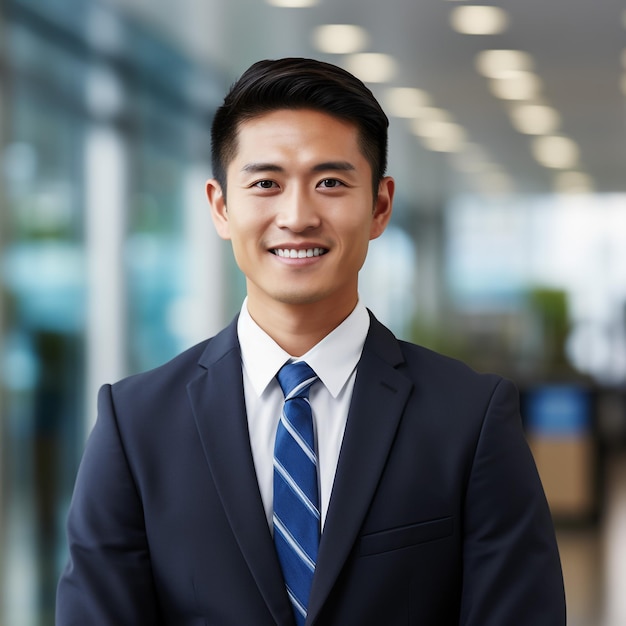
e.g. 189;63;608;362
271;247;328;258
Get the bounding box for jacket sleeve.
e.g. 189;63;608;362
459;378;566;625
56;384;164;625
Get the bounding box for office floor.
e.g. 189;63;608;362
558;452;626;626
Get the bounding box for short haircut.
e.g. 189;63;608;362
210;57;389;197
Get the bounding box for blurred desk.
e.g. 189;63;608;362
521;383;602;524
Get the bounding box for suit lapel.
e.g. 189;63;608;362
307;315;413;624
187;319;295;626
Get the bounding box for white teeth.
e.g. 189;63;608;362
275;248;325;258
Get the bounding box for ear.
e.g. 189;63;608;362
370;176;395;240
206;178;231;240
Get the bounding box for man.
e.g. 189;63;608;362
57;58;566;625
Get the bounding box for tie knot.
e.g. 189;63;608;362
277;361;317;400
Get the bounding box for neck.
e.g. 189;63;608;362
245;294;358;357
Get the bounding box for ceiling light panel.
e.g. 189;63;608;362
420;134;465;153
344;53;396;83
450;6;509;35
266;0;318;6
451;143;493;173
412;120;464;139
412;107;452;123
475;50;533;78
489;71;541;100
384;87;431;117
312;24;368;54
554;171;594;194
531;136;580;169
509;104;561;135
413;121;467;152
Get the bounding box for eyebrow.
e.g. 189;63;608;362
312;161;356;173
241;163;283;174
240;161;356;174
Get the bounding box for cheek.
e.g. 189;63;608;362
229;239;255;274
228;218;265;256
341;215;375;242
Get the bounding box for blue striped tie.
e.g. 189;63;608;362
273;361;319;626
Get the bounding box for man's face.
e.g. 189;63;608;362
207;108;393;316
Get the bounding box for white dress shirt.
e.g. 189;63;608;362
237;298;370;531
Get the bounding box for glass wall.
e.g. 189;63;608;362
0;3;224;624
2;22;89;624
442;193;626;385
125;81;214;372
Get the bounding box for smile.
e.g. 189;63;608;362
272;248;328;258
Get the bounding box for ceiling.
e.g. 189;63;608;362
114;0;626;211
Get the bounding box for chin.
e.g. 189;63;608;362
269;285;335;306
273;293;322;306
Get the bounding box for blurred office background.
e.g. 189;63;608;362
0;0;625;624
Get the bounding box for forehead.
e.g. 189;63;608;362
232;109;362;158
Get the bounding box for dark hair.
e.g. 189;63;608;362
210;57;389;196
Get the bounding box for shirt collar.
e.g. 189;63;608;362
237;298;370;398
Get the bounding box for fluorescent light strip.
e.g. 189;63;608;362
412;106;452;123
344;53;396;83
450;6;509;35
531;136;580;169
489;71;541;100
509;104;560;135
312;24;368;54
413;121;467;152
475;49;533;78
553;171;594;194
266;0;317;7
451;143;492;173
384;87;431;118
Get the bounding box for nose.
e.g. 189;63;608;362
275;186;321;232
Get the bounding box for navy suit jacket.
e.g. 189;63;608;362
57;313;566;625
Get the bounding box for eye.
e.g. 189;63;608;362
318;178;344;189
253;180;278;189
